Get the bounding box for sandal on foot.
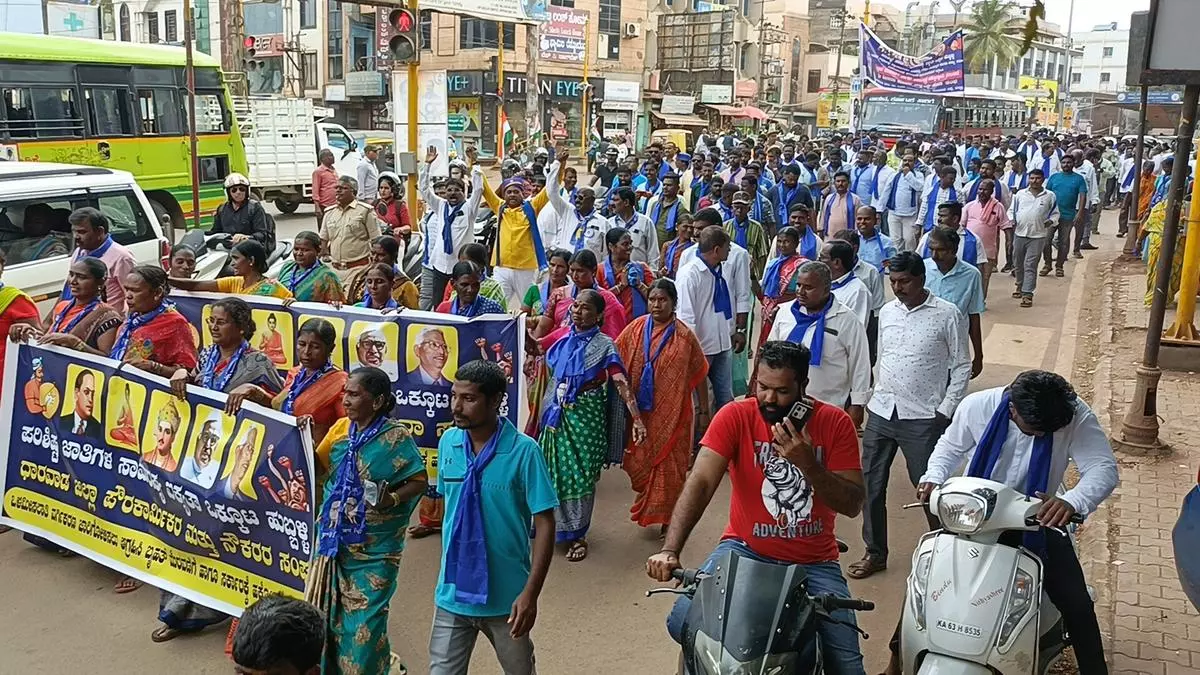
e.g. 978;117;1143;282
114;576;143;594
1011;290;1023;298
1055;268;1065;277
566;540;589;562
847;556;886;579
407;524;440;539
1020;295;1033;308
151;625;183;643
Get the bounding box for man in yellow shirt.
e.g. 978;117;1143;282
481;143;565;309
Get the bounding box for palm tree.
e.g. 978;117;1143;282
962;0;1025;89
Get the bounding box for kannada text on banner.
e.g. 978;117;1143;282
860;24;965;94
168;292;527;482
0;342;315;617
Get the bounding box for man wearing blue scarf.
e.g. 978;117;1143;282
431;360;558;675
906;370;1118;675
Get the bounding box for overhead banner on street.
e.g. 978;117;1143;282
0;342;315;617
859;23;964;94
538;8;588;63
418;0;546;24
169;292;527;482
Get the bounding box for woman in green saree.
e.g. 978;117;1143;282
306;367;428;675
276;230;344;303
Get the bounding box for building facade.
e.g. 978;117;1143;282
1070;23;1129;95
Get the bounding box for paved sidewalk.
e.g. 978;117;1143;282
1078;251;1200;674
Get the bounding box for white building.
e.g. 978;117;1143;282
1070;22;1129;95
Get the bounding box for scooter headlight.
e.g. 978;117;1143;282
998;569;1035;647
909;549;933;630
937;492;988;534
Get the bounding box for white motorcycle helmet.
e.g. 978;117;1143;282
223;173;251;196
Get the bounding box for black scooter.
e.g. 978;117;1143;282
648;548;874;674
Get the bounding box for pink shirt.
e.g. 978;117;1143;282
71;238;136;314
312;165;338;207
964;197;1011;259
819;192;861;236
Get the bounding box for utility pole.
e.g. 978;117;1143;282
525;23;541;152
405;0;419;228
184;0;200;232
831;9;849;128
496;23;505;157
1060;0;1076;130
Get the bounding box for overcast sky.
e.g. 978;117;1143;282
875;0;1151;34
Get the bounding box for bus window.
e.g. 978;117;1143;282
84;87;134;136
137;88;182;135
194;93;229;133
198;156;230;184
2;87;36;138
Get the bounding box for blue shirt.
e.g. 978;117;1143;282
924;258;985;316
858;232;897;272
1046;171;1088;222
435;420;559;617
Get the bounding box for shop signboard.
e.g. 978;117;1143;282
603;80;641;111
661;95;696;115
448;98;482;135
538;8;588;63
700;84;733;104
346;70;385;97
420;0;546;24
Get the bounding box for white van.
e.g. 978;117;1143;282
0;163;169;303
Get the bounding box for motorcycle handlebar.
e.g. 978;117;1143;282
814;595;875;612
670;567;706;586
1023;513;1086;527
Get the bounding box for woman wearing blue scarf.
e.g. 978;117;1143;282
357;263;402;311
535;289;646;561
154;297;283;643
306;367;428;675
759;227;808;352
597;227;655;321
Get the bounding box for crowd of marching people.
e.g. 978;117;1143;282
0;122;1156;674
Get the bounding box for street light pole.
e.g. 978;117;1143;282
831;10;848;127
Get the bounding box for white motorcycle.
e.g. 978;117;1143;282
898;477;1088;675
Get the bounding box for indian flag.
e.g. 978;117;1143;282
500;107;515;158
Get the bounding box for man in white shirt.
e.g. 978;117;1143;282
914;370;1117;675
1077;148;1103;251
831;228;886;365
848;251;970;580
1007;168;1058;307
767;260;871;426
916;166;961;235
547;176;607;256
877;155;926;252
677;221;738;411
818;240;871;328
1032;144;1061;179
418;147;484;310
1116;148;1138;237
607;186;660;269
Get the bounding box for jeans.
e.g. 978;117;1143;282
1012;235;1046;296
420;266;452;311
429;607;537;675
860;410;946;561
1079;207;1095;246
705;350;734;410
666;538;866;675
1042;217;1075;268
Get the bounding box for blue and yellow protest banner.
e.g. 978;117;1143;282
168;292;527;482
859;23;965;94
0;341;315;616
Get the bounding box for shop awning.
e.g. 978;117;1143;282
705;104;769;121
651;111;709;127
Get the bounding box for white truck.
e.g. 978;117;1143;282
236;96;362;213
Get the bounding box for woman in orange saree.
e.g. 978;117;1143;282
615;279;709;531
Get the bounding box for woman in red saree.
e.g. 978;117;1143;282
595;226;655;322
615;279;709;531
759;226;808;347
538;249;627;342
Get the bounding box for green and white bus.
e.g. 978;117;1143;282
0;32;249;229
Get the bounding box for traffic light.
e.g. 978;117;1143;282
243;35;257;58
387;8;418;63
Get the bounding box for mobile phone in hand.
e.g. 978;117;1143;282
787;397;815;430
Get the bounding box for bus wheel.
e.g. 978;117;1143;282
274;198;301;214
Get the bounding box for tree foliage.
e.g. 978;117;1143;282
962;0;1025;77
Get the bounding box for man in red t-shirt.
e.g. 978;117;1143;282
647;340;867;674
